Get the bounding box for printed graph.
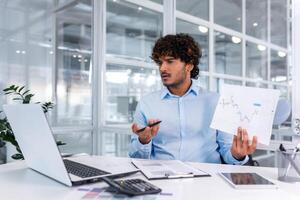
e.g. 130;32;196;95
219;96;265;124
210;84;280;145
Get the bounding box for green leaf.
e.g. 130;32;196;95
18;86;25;92
4;92;13;95
3;88;10;92
12;98;23;101
56;141;66;146
22;90;30;96
24;94;34;103
11;153;24;160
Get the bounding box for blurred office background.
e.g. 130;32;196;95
0;0;293;166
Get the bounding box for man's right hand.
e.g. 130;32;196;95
131;119;160;144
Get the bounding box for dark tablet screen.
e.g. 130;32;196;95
221;173;275;185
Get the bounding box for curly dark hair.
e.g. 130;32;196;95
151;33;202;79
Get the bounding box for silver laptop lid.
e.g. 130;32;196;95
3;104;72;186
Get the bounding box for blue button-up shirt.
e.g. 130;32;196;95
129;80;248;165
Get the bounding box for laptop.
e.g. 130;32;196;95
3;104;139;186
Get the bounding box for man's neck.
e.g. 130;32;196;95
168;79;192;97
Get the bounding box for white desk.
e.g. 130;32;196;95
0;156;299;200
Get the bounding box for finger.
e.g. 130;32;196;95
232;135;238;149
248;136;258;154
132;123;140;134
151;124;160;137
141;127;151;139
148;119;154;126
242;129;248;148
236;128;242;149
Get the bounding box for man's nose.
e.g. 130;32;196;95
159;61;167;71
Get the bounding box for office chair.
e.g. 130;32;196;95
244;99;292;166
273;99;291;126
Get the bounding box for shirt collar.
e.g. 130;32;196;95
160;79;200;99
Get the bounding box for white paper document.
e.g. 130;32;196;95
210;84;280;145
131;159;210;180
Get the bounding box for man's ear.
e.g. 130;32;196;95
186;63;194;72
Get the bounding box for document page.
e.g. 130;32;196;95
131;159;209;180
210;84;280;145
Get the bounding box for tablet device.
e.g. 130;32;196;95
220;173;277;189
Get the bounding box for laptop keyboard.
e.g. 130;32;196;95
64;159;110;178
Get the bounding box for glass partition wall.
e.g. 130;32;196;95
0;0;292;167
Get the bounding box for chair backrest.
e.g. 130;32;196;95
273;99;291;126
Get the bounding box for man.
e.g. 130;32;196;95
129;33;257;165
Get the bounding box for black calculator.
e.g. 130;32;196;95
101;177;162;196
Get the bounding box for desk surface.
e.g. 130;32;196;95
0;156;299;200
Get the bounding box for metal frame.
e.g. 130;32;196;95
163;0;176;35
92;0;106;155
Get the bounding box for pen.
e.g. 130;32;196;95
283;144;300;177
279;144;300;177
164;172;194;178
136;120;162;133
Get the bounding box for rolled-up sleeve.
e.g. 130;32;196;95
216;130;249;165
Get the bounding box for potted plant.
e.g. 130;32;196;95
0;85;65;160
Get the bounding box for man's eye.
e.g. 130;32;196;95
167;60;173;64
157;61;162;65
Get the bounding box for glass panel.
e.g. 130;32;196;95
253;150;275;167
0;6;26;88
176;19;209;71
271;49;287;83
28;18;54;103
214;31;242;76
107;0;163;62
55;132;92;154
105;63;161;124
149;0;163;4
272;85;288;98
195;76;209;90
102;132;131;157
271;0;288;47
0;2;54;99
246;0;268;40
176;0;209;20
214;0;242;32
246;82;268;88
246;41;268;80
54;0;92;126
214;78;242;92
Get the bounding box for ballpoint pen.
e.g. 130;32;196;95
164;172;194;178
282;144;300;177
280;144;300;177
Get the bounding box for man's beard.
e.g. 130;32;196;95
161;72;187;88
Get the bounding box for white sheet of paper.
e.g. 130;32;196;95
210;84;280;145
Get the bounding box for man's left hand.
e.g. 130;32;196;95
231;127;258;161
